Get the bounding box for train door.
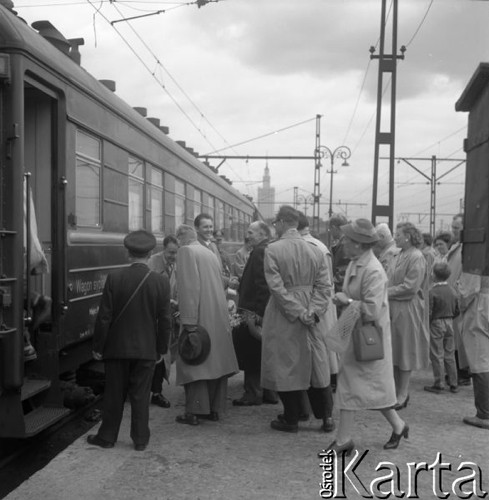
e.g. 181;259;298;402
22;80;69;425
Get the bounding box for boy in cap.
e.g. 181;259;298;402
87;230;172;451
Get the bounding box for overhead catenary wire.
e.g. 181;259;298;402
86;0;250;185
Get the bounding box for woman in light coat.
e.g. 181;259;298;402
330;219;407;454
388;222;429;409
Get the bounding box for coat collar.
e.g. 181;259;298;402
347;249;373;278
280;228;301;240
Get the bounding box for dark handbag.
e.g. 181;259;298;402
352;321;384;362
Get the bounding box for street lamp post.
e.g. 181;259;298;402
296;194;315;216
317;145;352;219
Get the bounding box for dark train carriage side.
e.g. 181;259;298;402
0;6;254;438
456;63;489;275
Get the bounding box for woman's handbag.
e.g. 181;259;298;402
352;321;384;362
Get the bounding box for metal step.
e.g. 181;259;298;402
24;406;71;437
21;378;51;401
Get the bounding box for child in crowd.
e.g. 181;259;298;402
424;262;460;394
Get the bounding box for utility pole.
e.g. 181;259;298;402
312;115;322;234
396;156;465;235
370;0;405;229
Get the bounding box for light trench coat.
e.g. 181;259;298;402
388;247;430;371
459;273;489;374
337;249;397;410
260;229;330;392
175;242;238;385
301;230;339;376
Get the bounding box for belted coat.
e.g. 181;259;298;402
260;229;329;392
336;249;397;410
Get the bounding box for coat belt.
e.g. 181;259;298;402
285;285;313;292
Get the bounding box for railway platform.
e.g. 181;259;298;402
4;368;488;499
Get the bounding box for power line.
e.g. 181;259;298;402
404;0;435;48
203;117;317;155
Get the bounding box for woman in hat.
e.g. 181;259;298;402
329;219;408;454
388;222;429;409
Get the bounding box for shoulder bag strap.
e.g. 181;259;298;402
112;270;151;325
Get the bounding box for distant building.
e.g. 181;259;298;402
257;163;275;220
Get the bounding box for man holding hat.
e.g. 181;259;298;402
87;230;172;451
261;206;330;433
174;224;239;425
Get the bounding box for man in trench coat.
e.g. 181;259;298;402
174;224;239;425
261;205;330;433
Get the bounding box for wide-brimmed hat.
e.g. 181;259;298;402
340;218;379;244
178;325;211;365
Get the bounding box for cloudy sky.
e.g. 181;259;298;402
12;0;489;232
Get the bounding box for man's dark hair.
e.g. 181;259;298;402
422;232;433;246
163;235;178;248
194;213;213;228
255;221;272;239
275;205;299;224
329;213;348;228
432;262;451;281
297;211;309;231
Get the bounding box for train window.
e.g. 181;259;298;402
238;210;245;241
128;156;144;230
175;179;185;228
207;195;215;224
75;130;101;227
216;200;224;232
149;167;164;234
194;189;202;220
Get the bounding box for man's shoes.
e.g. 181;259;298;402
134;443;147;451
277;413;309;423
262;398;279;405
463;416;489;430
449;385;459;393
87;434;114;449
270;419;298;433
197;412;219;421
151;393;171;408
424;385;444;394
459;378;471;386
232;398;260;407
321;417;335;433
175;413;199;426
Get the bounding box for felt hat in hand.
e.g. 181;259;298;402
178;325;211;365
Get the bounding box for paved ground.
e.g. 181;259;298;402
5;368;488;500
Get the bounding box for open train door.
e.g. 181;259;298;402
0;66;70;437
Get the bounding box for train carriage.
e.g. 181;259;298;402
0;4;255;438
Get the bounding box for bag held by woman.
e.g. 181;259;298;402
352;321;384;362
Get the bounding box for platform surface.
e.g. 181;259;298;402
5;369;489;499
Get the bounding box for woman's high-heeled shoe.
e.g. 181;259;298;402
327;440;355;456
393;394;410;411
384;423;409;450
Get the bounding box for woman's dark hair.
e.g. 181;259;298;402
434;231;452;246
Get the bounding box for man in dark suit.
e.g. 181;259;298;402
87;230;171;451
232;221;278;406
147;235;179;409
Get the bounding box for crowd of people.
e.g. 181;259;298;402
86;207;489;453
